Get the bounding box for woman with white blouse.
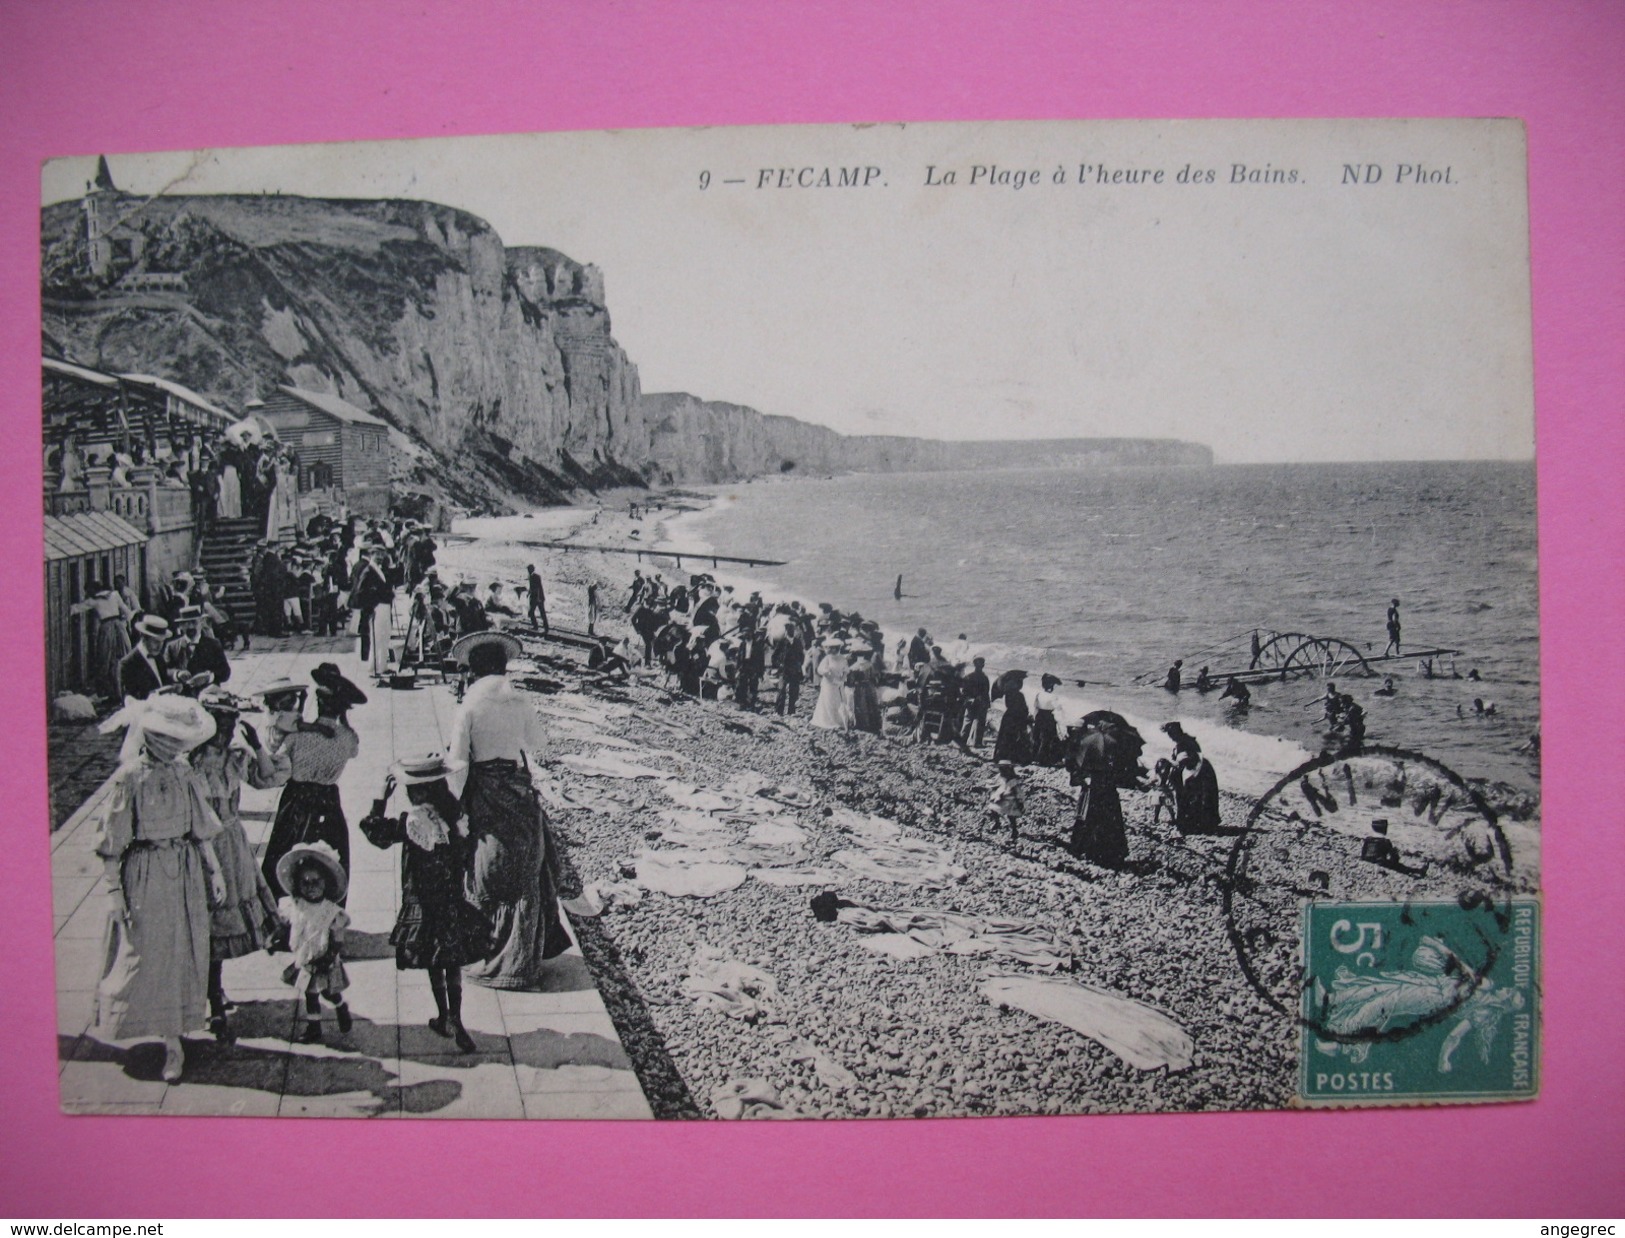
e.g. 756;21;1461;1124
449;631;572;989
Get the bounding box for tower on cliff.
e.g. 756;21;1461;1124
81;156;147;283
83;157;117;279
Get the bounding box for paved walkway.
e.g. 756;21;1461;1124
52;632;652;1119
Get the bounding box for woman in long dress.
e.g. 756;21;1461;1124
93;695;229;1082
1031;674;1065;767
216;463;241;520
70;581;132;700
191;688;288;1039
449;632;572;990
1067;717;1129;867
992;670;1032;764
809;640;854;730
259;665;365;899
849;652;883;734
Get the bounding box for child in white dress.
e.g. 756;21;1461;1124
273;842;352;1044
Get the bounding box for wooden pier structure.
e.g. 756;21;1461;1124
1142;628;1463;686
514;538;786;571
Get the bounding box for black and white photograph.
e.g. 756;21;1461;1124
41;118;1539;1119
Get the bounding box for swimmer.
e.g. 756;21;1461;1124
1384;598;1402;657
1164;659;1183;693
1220;676;1251;706
1374;676;1396;697
1195;666;1213;693
1472;698;1496;716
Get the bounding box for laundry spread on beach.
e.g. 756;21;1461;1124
831;836;967;887
558;750;677;780
561;880;644;918
634;849;750;898
751;867;844;887
722;771;817;809
710;1077;798;1120
828;807;902;840
981;976;1196;1072
684;947;779;1021
836;903;1072;971
663;784;738;813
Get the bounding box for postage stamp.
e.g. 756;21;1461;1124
1298;898;1540;1104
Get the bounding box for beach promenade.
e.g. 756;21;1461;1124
50;631;652;1119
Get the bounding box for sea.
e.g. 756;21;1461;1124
667;461;1541;803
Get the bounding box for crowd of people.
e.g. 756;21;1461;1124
612;566;1240;869
87;622;571;1081
78;512;1474;1085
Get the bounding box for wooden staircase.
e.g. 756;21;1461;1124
198;515;265;631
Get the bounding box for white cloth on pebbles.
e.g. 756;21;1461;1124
558;749;676;780
634;848;749;898
561;880;643;918
837;903;1072;971
663;784;736;813
710;1078;797;1119
832;837;966;887
684;946;780;1021
752;868;844;887
982;976;1195;1072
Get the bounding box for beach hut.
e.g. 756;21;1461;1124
255;386;394;517
44;510;147;699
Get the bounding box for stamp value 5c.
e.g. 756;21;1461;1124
1299;899;1540;1105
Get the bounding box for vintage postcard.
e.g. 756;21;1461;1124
41;118;1538;1119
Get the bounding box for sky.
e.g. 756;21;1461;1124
42;119;1536;463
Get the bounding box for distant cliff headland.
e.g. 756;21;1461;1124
42;181;1210;511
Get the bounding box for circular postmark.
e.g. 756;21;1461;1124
1224;744;1522;1046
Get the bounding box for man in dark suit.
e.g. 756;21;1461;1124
959;656;992;749
181;607;232;686
118;614;173;700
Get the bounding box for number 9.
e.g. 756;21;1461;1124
699;171;711;190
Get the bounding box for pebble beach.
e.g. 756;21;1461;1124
426;496;1534;1119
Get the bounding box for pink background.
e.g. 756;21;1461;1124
2;0;1621;1218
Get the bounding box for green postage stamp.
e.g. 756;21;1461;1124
1299;898;1540;1104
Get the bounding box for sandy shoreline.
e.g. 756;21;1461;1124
424;496;1536;1119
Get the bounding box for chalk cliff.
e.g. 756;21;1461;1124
42;192;644;508
42;186;1209;509
641;392;1213;483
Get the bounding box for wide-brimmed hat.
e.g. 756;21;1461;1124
276;841;348;902
132;614;170;641
311;662;368;709
395;752;450;784
197;685;242;718
100;693;217;763
255;677;307;703
450;630;522;667
176;605;203;623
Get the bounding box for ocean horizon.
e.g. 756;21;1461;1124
664;460;1540;809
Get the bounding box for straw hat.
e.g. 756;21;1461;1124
99;693;217;763
132;614;170;641
450;630;522;667
275;841;348;903
395;752;450;784
255;677;307;703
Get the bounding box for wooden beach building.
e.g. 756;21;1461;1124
255;386;394;518
42;356;239;700
44;512;147;699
